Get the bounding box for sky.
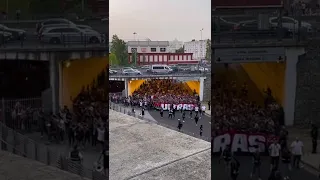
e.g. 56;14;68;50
109;0;211;42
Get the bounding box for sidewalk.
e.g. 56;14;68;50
288;127;320;172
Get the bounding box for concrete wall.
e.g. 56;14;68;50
203;74;211;102
294;51;320;126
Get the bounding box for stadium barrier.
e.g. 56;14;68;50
0;122;107;180
109;101;211;142
212;131;279;156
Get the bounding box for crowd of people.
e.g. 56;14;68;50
212;79;284;136
110;79;199;109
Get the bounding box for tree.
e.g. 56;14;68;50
175;46;185;53
205;39;211;61
109;53;119;66
111;35;128;66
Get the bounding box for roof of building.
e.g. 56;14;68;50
127;41;170;47
109;110;211;180
0;150;90;180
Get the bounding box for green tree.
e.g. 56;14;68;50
205;39;211;61
175;46;185;53
111;35;128;66
109;53;119;66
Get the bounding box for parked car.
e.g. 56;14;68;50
36;18;75;33
40;27;102;44
198;67;209;73
0;24;26;40
0;31;12;44
38;24;93;36
122;69;142;75
109;69;117;74
269;16;313;33
140;65;150;69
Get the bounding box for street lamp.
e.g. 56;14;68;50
133;32;137;40
200;28;204;41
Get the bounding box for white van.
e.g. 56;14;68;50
150;64;173;74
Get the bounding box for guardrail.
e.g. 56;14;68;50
109;72;209;78
0;33;108;49
109;102;211;142
0;122;107;180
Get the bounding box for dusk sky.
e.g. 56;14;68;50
109;0;210;42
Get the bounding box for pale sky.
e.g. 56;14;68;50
109;0;211;42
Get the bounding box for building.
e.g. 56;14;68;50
62;0;107;16
168;39;184;53
184;40;207;60
127;41;198;65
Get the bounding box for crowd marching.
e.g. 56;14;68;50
212;80;284;137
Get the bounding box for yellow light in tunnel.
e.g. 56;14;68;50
129;81;132;83
64;60;71;68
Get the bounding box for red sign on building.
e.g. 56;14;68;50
212;0;283;8
141;48;147;53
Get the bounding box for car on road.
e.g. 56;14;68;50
38;24;93;36
122;69;142;75
169;65;179;72
269;16;313;33
150;64;173;74
0;31;13;44
40;27;102;44
178;66;191;71
36;18;75;33
109;69;117;74
0;24;26;40
198;67;209;73
140;65;150;69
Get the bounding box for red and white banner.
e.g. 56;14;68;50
213;131;279;153
153;103;197;111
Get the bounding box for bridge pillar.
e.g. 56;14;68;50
284;48;305;126
199;77;205;101
49;57;60;114
125;78;129;97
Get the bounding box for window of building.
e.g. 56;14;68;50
131;48;137;52
151;48;157;52
160;48;166;52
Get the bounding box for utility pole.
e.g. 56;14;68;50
133;32;137;40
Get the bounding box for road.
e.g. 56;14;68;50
212;156;319;180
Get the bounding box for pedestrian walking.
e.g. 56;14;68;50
194;114;199;126
269;141;281;170
230;156;240;180
168;109;173;119
250;145;261;180
177;119;183;131
200;125;203;136
182;111;186;121
208;101;211;110
160;108;164;118
290;137;303;169
281;147;292;180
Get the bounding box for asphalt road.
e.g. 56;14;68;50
148;109;211;141
212;156;319;180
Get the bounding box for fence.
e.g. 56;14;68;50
109;102;211;142
0;122;108;180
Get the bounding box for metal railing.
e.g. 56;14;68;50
109;102;210;142
0;34;108;49
0;122;107;180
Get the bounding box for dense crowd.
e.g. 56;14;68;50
110;79;199;109
212;80;284;136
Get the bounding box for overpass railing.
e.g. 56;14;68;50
109;73;209;78
0;34;108;49
0;122;107;180
109;102;211;142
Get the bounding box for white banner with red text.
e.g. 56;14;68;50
213;131;279;155
153;103;198;111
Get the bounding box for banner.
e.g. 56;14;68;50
212;131;279;155
153;102;197;111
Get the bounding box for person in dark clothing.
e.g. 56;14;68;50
268;167;282;180
281;147;291;180
160;108;164;118
311;124;318;153
141;108;145;117
177;119;183;131
194;115;199;125
172;108;176;118
98;149;108;175
182;111;186;121
200;125;203;136
230;157;240;180
208;101;211;110
189;109;193;118
220;145;232;173
168;109;173;119
250;146;261;180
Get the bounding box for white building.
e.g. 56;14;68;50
127;41;170;53
184;40;207;60
168;39;184;53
